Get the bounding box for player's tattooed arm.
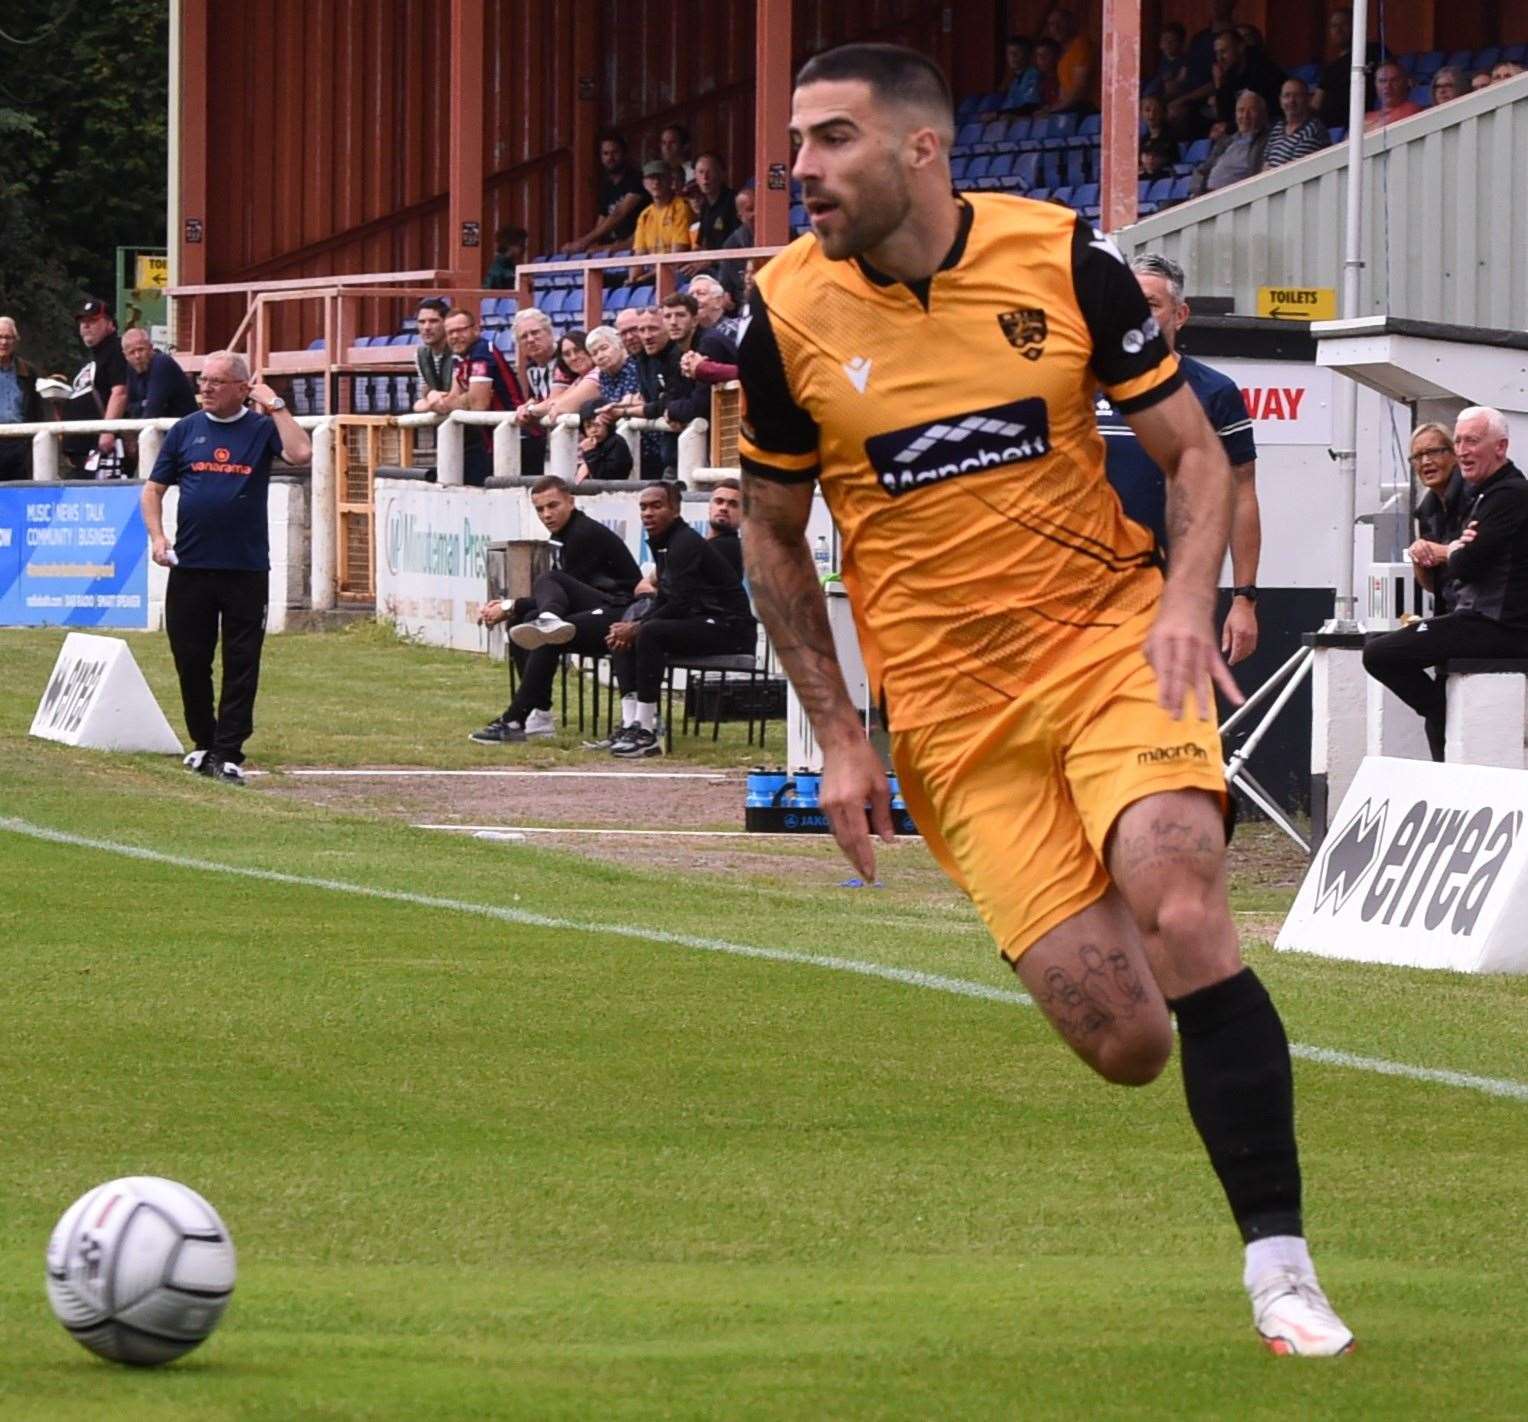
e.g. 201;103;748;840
742;473;895;879
740;475;859;740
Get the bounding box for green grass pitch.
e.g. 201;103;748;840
2;626;1527;1420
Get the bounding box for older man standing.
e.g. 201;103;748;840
1363;408;1528;760
141;352;312;783
0;316;45;480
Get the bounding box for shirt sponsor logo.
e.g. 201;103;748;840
1315;795;1520;935
1121;315;1160;355
864;397;1050;496
1135;741;1208;766
997;308;1048;362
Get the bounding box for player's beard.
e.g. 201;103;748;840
811;157;913;262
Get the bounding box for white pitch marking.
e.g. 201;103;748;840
281;769;733;781
415;822;850;840
4;815;1526;1104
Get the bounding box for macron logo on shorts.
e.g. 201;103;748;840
1136;742;1209;766
864;397;1050;497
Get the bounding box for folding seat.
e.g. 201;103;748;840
1012;152;1042;190
1064;147;1089;187
954;121;983;152
1412;51;1445;77
979;153;1015;189
950;155;970;182
1472;47;1499;70
1169;175;1194;203
1182;138;1212;165
1146;177;1175;208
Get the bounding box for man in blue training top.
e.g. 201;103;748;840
1097;252;1262;665
140;350;312;784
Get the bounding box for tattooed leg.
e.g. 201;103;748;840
1014;890;1171;1086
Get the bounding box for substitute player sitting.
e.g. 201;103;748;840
738;43;1353;1356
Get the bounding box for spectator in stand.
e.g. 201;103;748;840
1140;137;1178;180
472;474;643;744
1171;0;1236;136
423;309;526;486
1366;62;1424;130
1363;407;1528;760
1142;23;1189;102
650;292;735;434
1429;66;1467;104
1209;28;1284;133
575;402;634;483
483;225;528;289
996;36;1042;113
1021;39;1062;114
705;478;744;578
1262;76;1329;169
65;298;130;475
411;298;455;410
686;274;742;345
1042;8;1095;115
1490;61;1525;84
605;307;674;478
561;130;649;255
691;152;740;250
602;480;755;758
1192;90;1269;194
555;330;596;390
0;315;45;481
1407;423;1466;614
614;307;644;357
660;123;695;187
628;160;695;285
720;182;755;252
1313;8;1388;130
122;328;197;423
1139;95;1178;161
514;307;559;405
585;325;641;407
1471;71;1493;93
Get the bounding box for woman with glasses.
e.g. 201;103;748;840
1409;422;1466;612
1429;67;1467;105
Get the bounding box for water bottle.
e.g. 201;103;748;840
813;534;831;580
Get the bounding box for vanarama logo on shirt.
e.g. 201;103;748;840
190;447;254;476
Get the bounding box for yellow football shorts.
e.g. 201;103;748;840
890;609;1227;964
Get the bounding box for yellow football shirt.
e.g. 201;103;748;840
738;193;1183;729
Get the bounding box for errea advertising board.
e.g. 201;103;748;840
1276;757;1528;974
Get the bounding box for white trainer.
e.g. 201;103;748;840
183;750;208;772
510;613;576;650
524;708;556;737
1251;1271;1355;1356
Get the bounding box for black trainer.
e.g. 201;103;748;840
586;722;639;751
611;727;663;759
469;719;526;744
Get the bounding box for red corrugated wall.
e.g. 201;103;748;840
187;0;1001;350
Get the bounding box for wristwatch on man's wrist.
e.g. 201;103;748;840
1231;584;1258;602
264;396;287;411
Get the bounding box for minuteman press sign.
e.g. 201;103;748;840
1277;757;1528;974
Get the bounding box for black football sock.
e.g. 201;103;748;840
1168;967;1303;1244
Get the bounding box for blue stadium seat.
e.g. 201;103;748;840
628;284;654;307
972;119;1007;153
1064;148;1089;186
1040;150;1063;188
1077;113;1102;140
965;154;993;184
389;333;413;346
1182;138;1212;165
1012;152;1041;189
606;286;631;311
1146;177;1175;208
1409;85;1431;107
979;153;1015;188
789;202;808;231
1472;47;1500;70
479;297;496;319
955;94;985;122
1050;185;1073;207
950;155;970;182
1445;49;1473;70
1504;44;1527;64
1330;126;1346;143
1412;51;1445;77
493;331;515;353
1028;186;1051;202
1169;175;1194;203
954;121;983;151
998;117;1033;150
1072;182;1099;210
1292;62;1321;85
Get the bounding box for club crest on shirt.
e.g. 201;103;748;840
214;447;231;462
997;308;1047;362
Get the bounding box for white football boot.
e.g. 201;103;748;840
1250;1271;1356;1356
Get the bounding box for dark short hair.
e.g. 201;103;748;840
711;477;741;493
597;128;627;152
695;150;726;171
417;297;450;317
495;224;527;249
660;292;699;316
1162;21;1185;40
1005;34;1032;47
661;122;691;145
531;475;573;496
1034;38;1061;58
795;44;953;127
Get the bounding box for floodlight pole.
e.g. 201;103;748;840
1327;1;1371;633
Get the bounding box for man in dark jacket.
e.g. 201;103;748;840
122;328;197;420
645;293;738;432
0;315;46;480
603;480;754;758
1364;407;1528;759
1409;424;1468;615
471;475;642;743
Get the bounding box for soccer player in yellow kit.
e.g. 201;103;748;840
738;43;1354;1356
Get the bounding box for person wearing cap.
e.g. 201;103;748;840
66;298;130;474
628;159;695;285
0;316;46;480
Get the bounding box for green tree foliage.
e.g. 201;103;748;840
0;0;167;370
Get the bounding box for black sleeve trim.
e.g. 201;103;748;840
737;295;819;458
740;453;820;485
1069;215;1175;388
1114;368;1186;416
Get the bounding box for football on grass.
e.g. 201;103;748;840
46;1176;236;1365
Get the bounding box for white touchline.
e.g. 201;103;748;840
281;769;733;781
4;815;1526;1104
